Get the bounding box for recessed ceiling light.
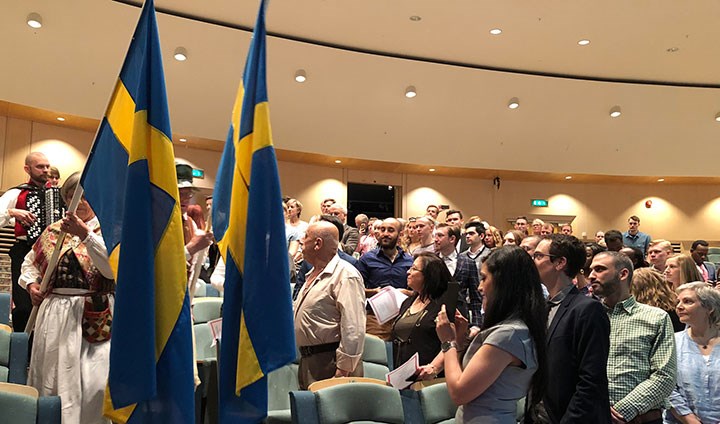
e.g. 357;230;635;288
295;69;306;83
409;16;422;21
27;13;42;29
508;97;519;109
609;106;622;118
666;47;679;53
179;138;187;142
173;47;188;61
565;176;573;180
578;39;591;46
428;168;436;172
489;28;502;35
657;178;665;182
405;86;417;98
715;112;720;122
56;117;65;122
334;160;342;164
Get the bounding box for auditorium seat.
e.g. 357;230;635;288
290;381;411;424
362;334;392;380
0;293;9;326
407;381;457;424
266;363;300;424
192;298;223;324
0;326;29;384
0;382;61;424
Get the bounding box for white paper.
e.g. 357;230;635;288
368;287;401;324
393;288;409;309
208;318;222;347
385;352;420;389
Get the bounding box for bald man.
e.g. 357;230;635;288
0;152;52;331
293;221;366;389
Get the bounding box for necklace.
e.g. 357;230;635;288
691;329;718;349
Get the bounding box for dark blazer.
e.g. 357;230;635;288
703;261;717;284
453;254;483;326
545;286;611;424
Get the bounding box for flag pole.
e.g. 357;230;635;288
23;0;149;334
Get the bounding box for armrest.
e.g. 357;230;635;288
289;391;318;424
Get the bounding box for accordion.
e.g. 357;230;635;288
21;185;64;243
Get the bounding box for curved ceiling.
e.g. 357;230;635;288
2;0;720;178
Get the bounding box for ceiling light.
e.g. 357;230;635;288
409;16;422;21
334;160;342;164
405;86;417;98
27;13;42;29
657;178;665;182
173;47;187;61
609;106;622;118
489;28;502;35
179;138;187;142
565;176;573;180
508;97;519;109
578;39;591;46
715;112;720;122
294;69;306;83
56;117;65;122
428;168;436;172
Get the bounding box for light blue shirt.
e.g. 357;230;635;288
663;330;720;423
622;231;651;254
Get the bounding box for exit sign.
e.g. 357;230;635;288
532;199;548;207
192;168;205;179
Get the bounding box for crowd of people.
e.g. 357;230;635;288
2;151;719;423
285;199;720;424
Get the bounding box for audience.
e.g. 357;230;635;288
22;182;720;423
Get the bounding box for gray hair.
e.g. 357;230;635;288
677;281;720;327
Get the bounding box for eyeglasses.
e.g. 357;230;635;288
532;252;557;261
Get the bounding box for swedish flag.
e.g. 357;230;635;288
213;1;296;422
80;0;194;422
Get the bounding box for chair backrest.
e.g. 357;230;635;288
205;284;221;297
308;376;388;393
194;282;207;297
0;328;30;384
0;382;61;424
315;382;405;424
362;334;391;380
267;363;299;411
192;298;223;324
0;293;9;326
193;323;217;361
416;382;457;424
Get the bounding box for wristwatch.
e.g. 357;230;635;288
441;341;458;353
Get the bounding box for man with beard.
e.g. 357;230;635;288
0;152;52;331
357;217;413;339
588;251;675;424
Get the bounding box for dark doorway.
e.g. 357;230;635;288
347;183;396;224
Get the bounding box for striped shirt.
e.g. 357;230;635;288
606;296;676;421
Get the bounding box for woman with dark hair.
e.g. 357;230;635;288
392;252;462;373
436;246;548;423
620;246;649;270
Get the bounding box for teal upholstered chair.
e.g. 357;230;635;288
194;322;218;424
192;298;223;324
362;334;391;381
265;363;299;424
412;382;457;424
0;382;61;424
0;293;10;326
290;382;412;424
0;327;29;384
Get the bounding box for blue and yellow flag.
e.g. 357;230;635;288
213;1;296;422
80;0;194;422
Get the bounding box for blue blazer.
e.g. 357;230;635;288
544;286;611;424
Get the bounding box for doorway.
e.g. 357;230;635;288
347;183;396;224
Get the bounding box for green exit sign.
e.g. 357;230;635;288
192;168;205;179
532;199;548;207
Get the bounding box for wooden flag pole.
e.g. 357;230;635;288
24;185;85;333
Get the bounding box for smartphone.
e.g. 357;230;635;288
439;281;460;323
